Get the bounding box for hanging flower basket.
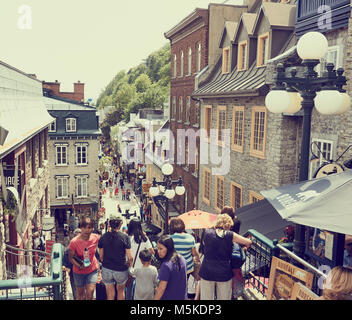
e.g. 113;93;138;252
0;189;18;219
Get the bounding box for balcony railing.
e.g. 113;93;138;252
0;243;65;300
242;229;326;299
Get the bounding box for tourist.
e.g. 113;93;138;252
98;216;133;300
154;235;187;300
129;249;158;300
198;214;251;300
68;216;100;300
125;218;155;300
169;217;200;279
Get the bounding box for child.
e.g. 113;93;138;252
129;250;158;300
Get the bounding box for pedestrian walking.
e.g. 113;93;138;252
114;186;119;198
63;228;81;300
120;177;124;190
117;204;122;214
68;217;100;300
98;216;133;300
126;189;130;201
125;218;155;300
198;214;251;300
154;235;187;300
122;189;126;201
169;218;200;280
129;249;158;300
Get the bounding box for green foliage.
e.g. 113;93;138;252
97;43;170;132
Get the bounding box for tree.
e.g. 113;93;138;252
135;74;152;93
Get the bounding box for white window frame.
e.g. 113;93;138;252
197;43;201;73
48;119;56;132
316;45;341;76
56;145;68;166
66;118;76;132
188;48;192;76
309;138;334;179
56;177;69;199
76;144;88;165
180;51;184;77
76;176;88;198
173;54;177;78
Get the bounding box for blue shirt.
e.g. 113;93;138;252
170;233;196;274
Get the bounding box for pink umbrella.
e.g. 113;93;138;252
178;210;218;229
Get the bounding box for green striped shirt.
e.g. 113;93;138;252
170;233;196;274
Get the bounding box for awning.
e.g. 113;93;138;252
235;199;291;240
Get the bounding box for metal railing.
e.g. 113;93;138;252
0;243;65;300
242;229;325;299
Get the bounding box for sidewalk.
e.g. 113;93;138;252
100;181;141;229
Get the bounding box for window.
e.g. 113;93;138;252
188;48;192;75
222;47;230;74
48;119;56;132
250;106;267;159
185;138;189;168
249;191;264;204
186;97;191;123
56;145;68;165
195;101;200;125
76;144;88;165
171;96;176;120
204;105;212;142
173;54;177;78
56;177;69;199
76;176;88;198
238;41;248;71
217;106;227;146
257;33;270;67
66;118;76;132
215;176;225;212
309;139;334;179
232;106;245;152
316;45;340;76
195;146;199;173
203;167;211;205
197;43;201;72
180;51;184;77
230;182;242;210
178;97;183;121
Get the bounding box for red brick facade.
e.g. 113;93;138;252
43;80;85;103
165;9;209;213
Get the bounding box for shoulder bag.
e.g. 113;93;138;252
126;241;142;287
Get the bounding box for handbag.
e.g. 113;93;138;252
72;255;84;268
231;242;246;269
126;241;141;287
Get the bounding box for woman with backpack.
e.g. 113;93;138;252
125;218;155;300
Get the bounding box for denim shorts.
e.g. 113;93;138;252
101;267;128;285
73;269;98;288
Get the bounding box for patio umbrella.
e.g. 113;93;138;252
178;210;218;229
260;169;352;235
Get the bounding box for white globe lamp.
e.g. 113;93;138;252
297;32;328;61
285;92;302;114
149;185;160;197
175;185;185;196
162;163;174;176
335;92;351;115
314;90;343;115
265;90;290;113
164;188;176;199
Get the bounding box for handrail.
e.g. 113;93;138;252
276;243;327;279
5;243;50;257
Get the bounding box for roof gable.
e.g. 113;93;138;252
252;2;296;35
219;21;238;48
233;13;257;44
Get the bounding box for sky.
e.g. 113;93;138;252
0;0;243;103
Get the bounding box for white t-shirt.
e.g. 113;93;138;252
130;236;153;269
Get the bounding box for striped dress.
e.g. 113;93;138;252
170;232;196;274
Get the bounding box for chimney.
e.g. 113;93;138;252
74;80;85;103
42;80;61;96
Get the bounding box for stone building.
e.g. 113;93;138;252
44;95;101;231
193;1;297;229
0;61;54;279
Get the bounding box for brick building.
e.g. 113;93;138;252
0;61;54;279
164;3;247;215
43;80;85;104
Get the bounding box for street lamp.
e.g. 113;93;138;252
149;163;185;234
265;32;350;258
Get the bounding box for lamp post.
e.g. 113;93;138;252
265;32;351;258
148;163;185;234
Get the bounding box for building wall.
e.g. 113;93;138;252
198;95;300;214
48;138;100;213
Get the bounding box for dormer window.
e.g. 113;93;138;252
257;32;270;67
66;118;76;132
49;119;56;132
238;41;248;71
222;47;230;74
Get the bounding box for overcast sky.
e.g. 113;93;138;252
0;0;243;102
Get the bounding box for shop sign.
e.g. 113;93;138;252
42;217;55;231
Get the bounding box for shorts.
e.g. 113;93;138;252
73;269;98;288
101;267;128;285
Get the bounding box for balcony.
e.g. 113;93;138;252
296;0;350;36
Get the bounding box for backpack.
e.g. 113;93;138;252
231;242;246;269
